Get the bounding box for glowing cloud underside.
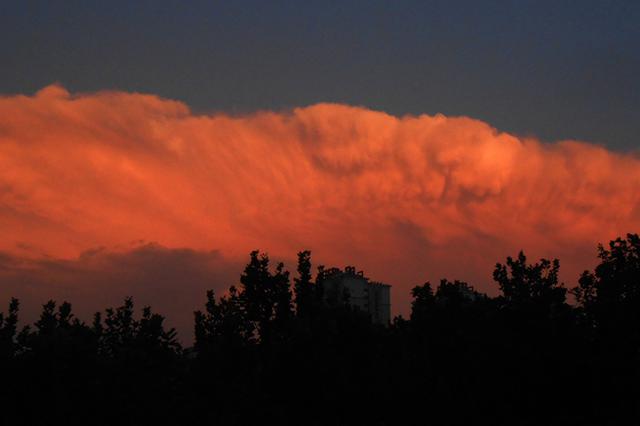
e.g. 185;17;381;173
1;85;639;329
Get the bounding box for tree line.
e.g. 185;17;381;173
1;235;640;425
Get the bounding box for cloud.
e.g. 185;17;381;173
1;85;639;323
0;243;240;340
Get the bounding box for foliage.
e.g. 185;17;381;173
3;236;640;425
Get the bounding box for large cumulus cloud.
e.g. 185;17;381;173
0;85;639;329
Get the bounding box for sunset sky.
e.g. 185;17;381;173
1;1;639;337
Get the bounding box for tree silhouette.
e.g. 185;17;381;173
18;300;97;359
0;298;19;359
238;250;293;343
98;297;180;358
271;261;293;335
2;238;640;425
570;234;640;422
410;282;435;324
493;251;566;314
194;287;254;352
435;279;483;307
573;234;640;331
293;250;313;318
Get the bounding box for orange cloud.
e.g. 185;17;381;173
1;85;639;320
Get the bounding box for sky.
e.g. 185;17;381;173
1;1;639;338
2;0;639;148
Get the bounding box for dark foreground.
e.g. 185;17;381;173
2;235;640;425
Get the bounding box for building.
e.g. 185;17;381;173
320;266;391;325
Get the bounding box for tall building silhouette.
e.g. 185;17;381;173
321;266;391;324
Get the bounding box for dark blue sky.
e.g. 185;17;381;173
2;0;638;149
